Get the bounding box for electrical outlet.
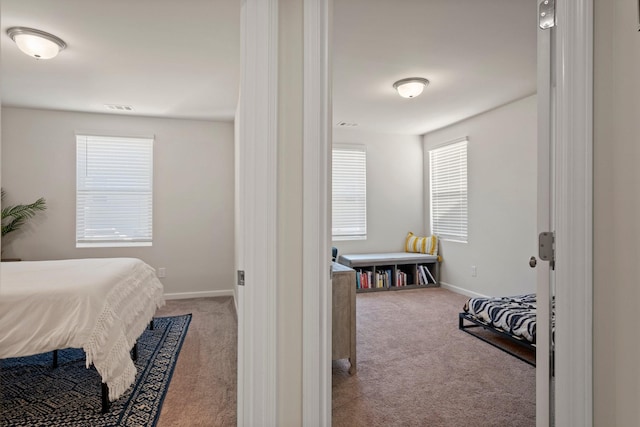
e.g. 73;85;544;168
158;267;166;278
470;266;477;277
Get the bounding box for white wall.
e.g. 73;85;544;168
594;0;640;424
276;0;303;423
423;95;537;297
332;128;424;256
1;107;235;297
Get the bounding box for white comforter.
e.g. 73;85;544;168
0;258;165;401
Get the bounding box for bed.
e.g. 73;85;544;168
458;293;536;366
0;258;165;410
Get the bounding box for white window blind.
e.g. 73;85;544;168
76;134;154;247
429;138;468;242
332;145;367;240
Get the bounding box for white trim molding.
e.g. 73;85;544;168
164;290;234;300
554;0;594;425
302;0;332;425
238;0;279;425
439;282;488;299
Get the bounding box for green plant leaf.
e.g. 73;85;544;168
1;193;47;238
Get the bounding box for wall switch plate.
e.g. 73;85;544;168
470;266;477;277
158;267;166;278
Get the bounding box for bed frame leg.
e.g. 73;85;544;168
149;319;154;330
131;342;138;361
52;350;58;369
101;383;110;413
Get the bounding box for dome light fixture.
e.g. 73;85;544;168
393;77;430;99
7;27;67;60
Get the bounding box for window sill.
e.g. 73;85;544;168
332;236;367;242
76;242;152;248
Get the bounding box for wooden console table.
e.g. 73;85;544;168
332;262;356;374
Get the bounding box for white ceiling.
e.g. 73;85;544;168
0;0;241;121
0;0;536;136
333;0;537;135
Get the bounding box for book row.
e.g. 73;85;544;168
355;265;436;290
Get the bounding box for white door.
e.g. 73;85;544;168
535;3;555;424
536;1;594;426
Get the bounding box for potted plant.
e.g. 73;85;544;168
1;189;47;240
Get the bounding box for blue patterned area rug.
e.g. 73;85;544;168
0;314;191;426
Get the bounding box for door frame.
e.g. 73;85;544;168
237;0;279;425
299;0;594;425
239;0;593;425
552;0;593;425
302;0;332;424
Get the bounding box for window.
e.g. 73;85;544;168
332;145;366;240
429;138;468;242
76;134;154;247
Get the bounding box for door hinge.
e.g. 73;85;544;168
538;232;555;270
237;270;245;286
539;0;556;29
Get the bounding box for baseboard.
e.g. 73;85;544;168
164;289;234;300
440;281;488;299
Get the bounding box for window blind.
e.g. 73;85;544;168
76;135;154;247
429;139;468;242
332;146;367;240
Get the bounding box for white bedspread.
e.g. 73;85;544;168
0;258;165;401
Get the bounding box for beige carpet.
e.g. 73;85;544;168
156;297;237;427
332;288;536;427
153;289;534;426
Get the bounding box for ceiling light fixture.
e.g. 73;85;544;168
393;77;429;99
7;27;67;60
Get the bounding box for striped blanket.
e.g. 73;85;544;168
463;294;537;344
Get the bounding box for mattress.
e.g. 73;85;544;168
463;294;537;344
0;258;165;401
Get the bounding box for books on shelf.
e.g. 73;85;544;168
355;270;372;289
354;264;437;291
356;268;395;289
374;269;392;289
395;270;408;287
417;265;436;285
424;266;436;284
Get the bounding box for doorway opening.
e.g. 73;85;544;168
330;1;539;425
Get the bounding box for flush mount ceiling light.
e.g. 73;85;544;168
7;27;67;60
393;77;430;99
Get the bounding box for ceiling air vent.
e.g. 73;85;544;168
105;104;134;112
336;121;358;127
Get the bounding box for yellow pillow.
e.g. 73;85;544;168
405;232;438;255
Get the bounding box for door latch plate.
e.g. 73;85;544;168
237;270;245;286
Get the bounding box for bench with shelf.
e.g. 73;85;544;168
337;252;440;293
